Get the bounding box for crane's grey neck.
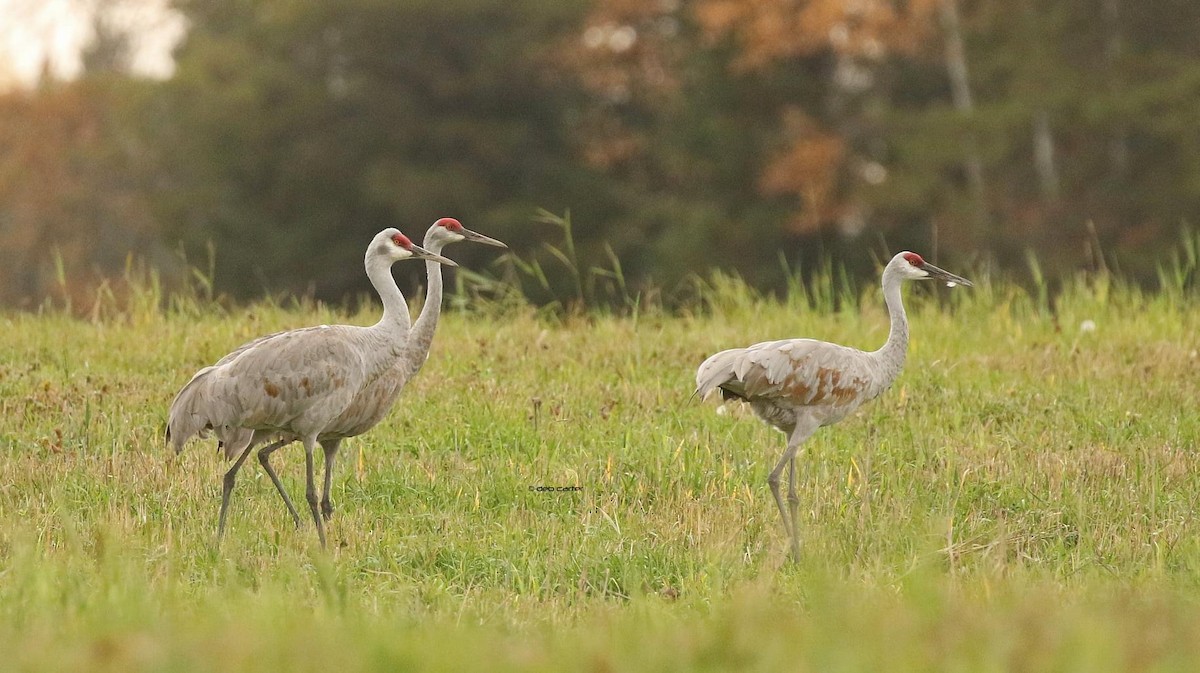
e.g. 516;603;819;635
403;232;447;378
364;249;411;334
873;264;909;372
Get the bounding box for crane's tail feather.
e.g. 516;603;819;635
166;365;264;461
694;348;746;402
166;365;219;454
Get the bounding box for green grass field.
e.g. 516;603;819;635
3;268;1200;671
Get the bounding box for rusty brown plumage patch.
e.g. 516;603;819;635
781;367;866;406
264;381;280;398
301;377;312;395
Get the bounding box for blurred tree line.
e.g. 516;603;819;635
2;0;1199;308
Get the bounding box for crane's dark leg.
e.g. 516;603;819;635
767;445;799;557
256;439;301;529
319;439;342;521
301;436;327;548
218;438;260;541
786;456;801;562
768;421;816;563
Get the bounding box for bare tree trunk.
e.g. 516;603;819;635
1033;109;1060;200
937;0;988;236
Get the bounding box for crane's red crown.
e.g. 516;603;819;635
903;252;924;267
391;233;414;249
435;217;463;231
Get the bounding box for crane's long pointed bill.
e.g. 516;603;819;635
924;263;973;287
461;227;508;248
412;245;458;267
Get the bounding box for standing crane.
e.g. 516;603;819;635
166;228;457;547
251;218;506;528
694;252;972;562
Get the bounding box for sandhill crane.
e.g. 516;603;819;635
695;252;972;562
166;228;457;547
252;218;506;527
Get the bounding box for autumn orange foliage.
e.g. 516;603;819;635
0;81;166;308
695;0;940;70
759;108;846;232
569;0;945;235
692;0;941;233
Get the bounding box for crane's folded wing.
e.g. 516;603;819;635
697;339;873;407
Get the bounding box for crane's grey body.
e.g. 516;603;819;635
167;317;403;453
181;219;506;532
195;327;392;433
166;228;457;546
696;338;902;433
695;252;971;562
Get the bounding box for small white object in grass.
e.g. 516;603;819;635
1080;319;1096;333
716;404;728;416
945;281;958;288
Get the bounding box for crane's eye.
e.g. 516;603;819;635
436;217;462;232
391;234;411;249
903;252;924;267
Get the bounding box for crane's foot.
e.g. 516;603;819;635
787;538;802;565
786;497;801;564
305;493;327;548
